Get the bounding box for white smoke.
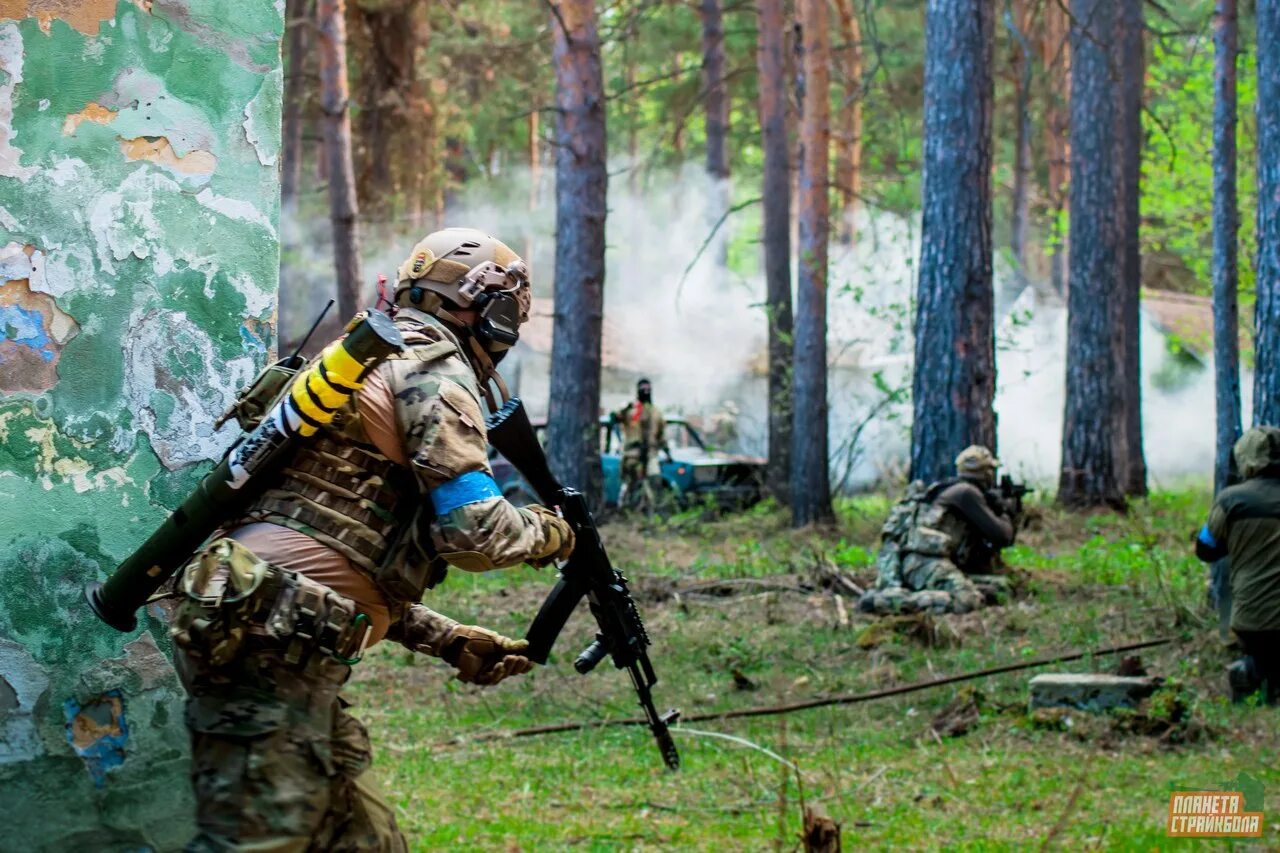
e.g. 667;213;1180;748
282;165;1229;492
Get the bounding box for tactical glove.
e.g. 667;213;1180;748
526;504;575;567
389;603;459;657
440;624;534;685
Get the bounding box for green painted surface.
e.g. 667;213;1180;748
0;2;282;849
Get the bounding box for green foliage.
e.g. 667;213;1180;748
1143;15;1258;303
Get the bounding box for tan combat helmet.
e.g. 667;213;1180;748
394;227;531;326
955;445;999;480
394;227;532;407
1233;426;1280;479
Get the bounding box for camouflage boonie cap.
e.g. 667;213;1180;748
955;445;999;476
1234;426;1280;479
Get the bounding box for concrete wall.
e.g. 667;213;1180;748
0;2;282;848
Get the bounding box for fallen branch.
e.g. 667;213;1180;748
676;578;807;596
433;637;1176;748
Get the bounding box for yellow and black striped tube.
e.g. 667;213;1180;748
85;311;404;632
284;337;372;437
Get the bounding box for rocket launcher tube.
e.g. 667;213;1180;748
85;311;404;633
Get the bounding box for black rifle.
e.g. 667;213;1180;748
487;398;681;770
998;474;1033;518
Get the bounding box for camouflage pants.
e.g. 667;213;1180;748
860;549;983;615
172;546;405;852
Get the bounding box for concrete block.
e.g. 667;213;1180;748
1029;673;1160;712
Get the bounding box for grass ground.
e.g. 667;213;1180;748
348;487;1280;850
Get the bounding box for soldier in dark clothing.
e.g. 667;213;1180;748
1195;426;1280;704
862;445;1019;614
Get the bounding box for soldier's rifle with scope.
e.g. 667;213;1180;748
487;398;681;771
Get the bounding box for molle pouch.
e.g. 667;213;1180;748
905;524;951;558
875;541;903;587
171;539;272;667
372;503;448;603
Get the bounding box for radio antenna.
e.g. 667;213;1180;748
289;298;335;362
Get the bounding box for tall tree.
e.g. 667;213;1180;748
1214;0;1241;493
1040;0;1070;295
1059;0;1124;509
791;0;834;526
1116;0;1147;496
350;0;422;207
546;0;607;506
910;0;996;484
1006;0;1032;287
317;0;364;319
699;0;730;181
281;0;309;214
833;0;863;244
757;0;793;503
1255;0;1280;425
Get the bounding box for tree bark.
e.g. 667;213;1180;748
1116;0;1146;496
281;0;309;213
700;0;730;181
910;0;996;485
1059;0;1124;509
350;0;419;212
317;0;364;319
1255;0;1280;426
546;0;607;506
791;0;833;526
833;0;863;244
1007;0;1031;287
1214;0;1241;493
1040;0;1070;295
758;0;793;503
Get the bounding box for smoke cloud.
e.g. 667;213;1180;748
282;165;1231;492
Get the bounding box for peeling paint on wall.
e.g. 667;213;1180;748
0;1;282;848
64;688;130;787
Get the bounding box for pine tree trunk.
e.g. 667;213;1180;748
1117;0;1146;496
1214;0;1241;493
1008;0;1031;287
317;0;364;319
1254;0;1280;426
281;0;309;213
910;0;996;484
758;0;793;503
700;0;730;181
1041;0;1070;295
834;0;863;244
1059;0;1124;509
791;0;833;526
546;0;607;506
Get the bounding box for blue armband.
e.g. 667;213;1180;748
430;471;503;515
1197;525;1219;549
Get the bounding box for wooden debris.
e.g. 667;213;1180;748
929;687;982;737
802;806;842;852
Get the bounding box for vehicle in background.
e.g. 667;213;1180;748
489;416;766;511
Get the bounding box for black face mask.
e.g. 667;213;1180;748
637;385;652;404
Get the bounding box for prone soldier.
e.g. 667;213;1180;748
171;228;576;851
860;445;1022;615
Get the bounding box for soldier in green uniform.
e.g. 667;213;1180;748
860;445;1019;615
613;378;669;509
1195;426;1280;705
170;228;576;851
